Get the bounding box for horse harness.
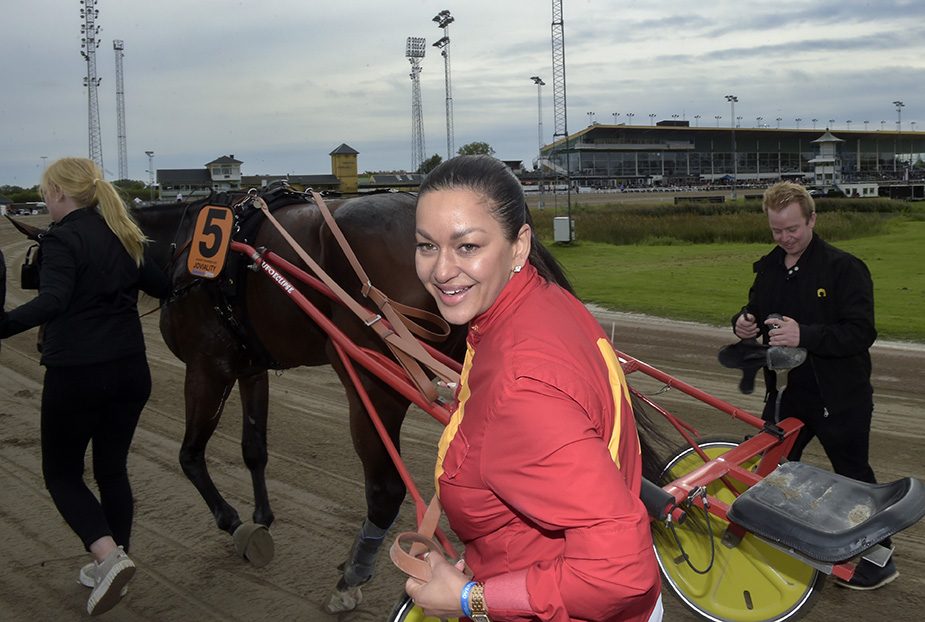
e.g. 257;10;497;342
243;188;457;401
173;186;455;400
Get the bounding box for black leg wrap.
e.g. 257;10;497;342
342;518;390;587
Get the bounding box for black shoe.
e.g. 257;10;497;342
835;558;899;591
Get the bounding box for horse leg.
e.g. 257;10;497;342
326;364;411;613
239;370;274;527
230;370;276;567
178;364;244;537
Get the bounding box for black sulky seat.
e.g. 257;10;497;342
727;461;925;564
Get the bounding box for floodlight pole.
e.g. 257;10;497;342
145;150;155;201
550;0;572;241
894;100;904;173
531;76;545;154
80;0;104;171
532;76;546;209
406;36;426;171
726;94;738;200
113;40;128;181
433;11;455;160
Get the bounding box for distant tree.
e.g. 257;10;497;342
0;185;41;203
0;181;150;203
417;154;443;175
112;179;149;202
456;142;495;157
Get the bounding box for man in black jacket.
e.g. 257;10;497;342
732;181;896;590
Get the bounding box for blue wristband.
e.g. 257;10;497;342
460;580;477;617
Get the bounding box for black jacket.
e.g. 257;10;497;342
734;233;876;413
0;208;170;366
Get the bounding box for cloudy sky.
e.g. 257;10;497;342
2;0;923;186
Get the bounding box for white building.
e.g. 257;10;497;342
809;130;845;190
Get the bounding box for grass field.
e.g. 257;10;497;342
546;218;924;342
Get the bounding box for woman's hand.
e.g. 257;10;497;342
404;553;470;618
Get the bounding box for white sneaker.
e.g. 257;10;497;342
78;562;96;588
85;546;135;616
80;561;130;594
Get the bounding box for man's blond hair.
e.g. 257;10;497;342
762;181;815;221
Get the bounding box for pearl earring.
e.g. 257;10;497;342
512;265;522;273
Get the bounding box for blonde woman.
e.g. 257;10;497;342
0;157;169;615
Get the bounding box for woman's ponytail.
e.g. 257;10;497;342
41;157;147;266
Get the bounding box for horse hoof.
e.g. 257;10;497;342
323;584;363;613
232;522;275;568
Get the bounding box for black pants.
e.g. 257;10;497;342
41;353;151;552
763;388;877;484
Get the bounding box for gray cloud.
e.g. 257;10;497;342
1;0;922;185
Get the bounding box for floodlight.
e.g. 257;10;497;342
406;36;426;58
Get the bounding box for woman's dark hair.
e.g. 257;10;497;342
418;155;574;294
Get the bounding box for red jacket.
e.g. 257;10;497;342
436;264;660;621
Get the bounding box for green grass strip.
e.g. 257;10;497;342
547;219;924;342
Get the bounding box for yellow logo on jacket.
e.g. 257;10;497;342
817;288;827;298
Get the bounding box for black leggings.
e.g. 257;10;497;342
41;353;151;552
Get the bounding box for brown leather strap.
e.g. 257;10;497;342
389;495;444;581
253;197;458;401
384;298;449;343
309;191;450;343
305;192;458;390
390;532;440;582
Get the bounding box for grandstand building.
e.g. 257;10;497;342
538;121;925;191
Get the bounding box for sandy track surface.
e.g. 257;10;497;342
2;218;923;621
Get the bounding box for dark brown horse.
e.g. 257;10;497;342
133;187;467;612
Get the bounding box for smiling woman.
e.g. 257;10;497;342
403;156;663;622
414;186;531;325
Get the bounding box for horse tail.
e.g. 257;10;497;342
0;246;5;311
630;389;671;484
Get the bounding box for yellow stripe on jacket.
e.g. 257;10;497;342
596;338;636;468
435;342;475;494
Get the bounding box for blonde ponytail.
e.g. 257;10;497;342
41;157;148;266
94;180;147;265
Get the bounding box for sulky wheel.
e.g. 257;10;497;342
651;436;825;622
387;592;459;622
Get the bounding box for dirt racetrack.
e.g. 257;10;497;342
1;217;923;621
